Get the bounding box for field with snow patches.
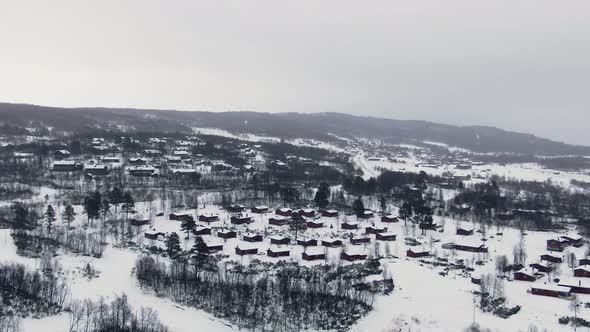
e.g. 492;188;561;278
2;188;589;331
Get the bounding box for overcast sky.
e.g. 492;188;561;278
1;1;589;145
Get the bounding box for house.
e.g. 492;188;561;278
514;269;540;282
530;261;552;273
194;226;211;236
242;233;263;242
166;156;182;164
302;248;326;261
351;236;371;245
100;156;120;163
547;239;568;252
129;218;149;226
299;208;316;218
129;166;156;176
267;247;290;258
322;210;338;218
231;215;254;225
169;213;193;222
341;248;368;262
574;266;590;278
365;225;388;235
407;249;429;258
321;239;343;247
358;210;374;219
376;232;397;241
561;235;584;248
204;242;224;253
269;235;290;245
227;204;245;213
471;273;482;284
541;254;563;264
341;221;359;230
275;208;292;217
381;215;399;223
173;150;190;159
530;284;571;298
235;245;258;256
558;279;590;294
297;238;318;247
198;214;220;223
217;230;237;239
307;220;324;229
54;150;71;160
84;164;109;176
52;160;80;172
128;158;147;166
456;164;472;170
143;149;162;157
171;169;199;177
579;257;590;266
453;240;488;253
269;216;289;226
144;229;164;240
251;206;269;214
456;223;475;236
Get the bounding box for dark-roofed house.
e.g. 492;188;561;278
547;239;568;252
217;230;237;239
561;235;584;248
456;223;475;236
381;215;399;223
297;238;318;247
307;220;324;229
351;236;371;245
365;225;388;235
574;266;590;278
530;284;571;298
269;216;289;226
302;248;325;261
194;227;211;236
341;248;368;262
321;239;343;247
231;215;254;225
243;233;263;242
267;247;290;258
169;213;194;222
530;262;552;273
541;254;563;264
270;235;290;245
454;241;488;253
275;208;292;217
376;232;397;241
205;242;224;253
299;209;316;218
54;150;71;160
579;257;590;266
235;245;258;256
251;206;269;214
321;209;338;218
227;204;245;213
558;279;590;294
407;248;429;258
342;221;359;230
198;214;220;223
514;269;538;282
85;164;109;176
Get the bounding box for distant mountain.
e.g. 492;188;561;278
0;102;588;156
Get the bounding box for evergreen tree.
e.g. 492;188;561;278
352;196;365;218
121;192;135;221
83;192;101;226
165;232;182;258
399;201;413;226
109;187;123;216
100;199;111;223
314;182;331;209
62;204;76;229
289;214;307;240
45;204;56;234
180;218;197;239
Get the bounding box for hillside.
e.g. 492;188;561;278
0;102;588;155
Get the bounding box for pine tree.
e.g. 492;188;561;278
109;187;123;216
121;192;135;221
399;201;413;226
180;218;197;239
289;214;307;240
45;204;56;234
352;196;365;218
62;204;76;229
314;182;331;209
165;232;182;258
83;192;101;226
100;199;111;223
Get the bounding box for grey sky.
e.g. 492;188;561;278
1;1;589;145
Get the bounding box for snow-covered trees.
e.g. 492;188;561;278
45;204;56;234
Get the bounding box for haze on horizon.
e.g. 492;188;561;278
1;1;589;145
